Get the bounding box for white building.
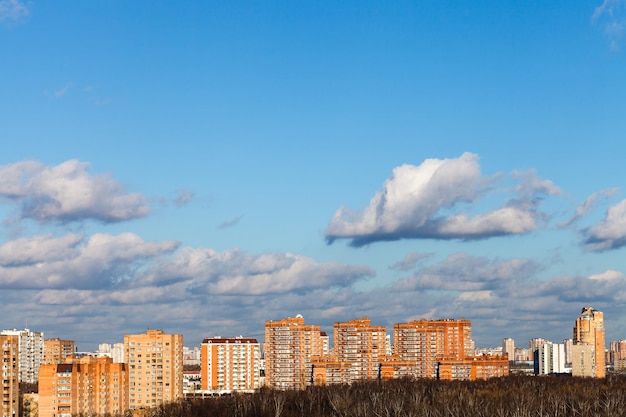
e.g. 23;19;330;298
502;338;515;360
1;329;44;383
534;343;567;375
97;342;125;363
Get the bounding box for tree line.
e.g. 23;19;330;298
149;375;626;417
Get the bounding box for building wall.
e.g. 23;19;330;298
38;356;128;417
573;306;605;378
571;344;595;377
333;317;386;382
264;315;324;390
1;329;44;384
124;330;183;410
201;337;260;393
43;339;75;365
0;335;19;417
502;338;515;360
393;319;474;379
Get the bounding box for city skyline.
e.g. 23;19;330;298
2;0;626;350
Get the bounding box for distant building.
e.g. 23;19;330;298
534;343;567;375
97;342;125;363
38;356;128;417
201;336;260;393
390;318;475;379
572;306;605;378
502;338;515;360
378;318;506;381
43;339;75;365
333;317;387;382
1;329;44;383
264;315;324;390
124;329;183;409
0;334;19;417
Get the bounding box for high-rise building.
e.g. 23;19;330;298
201;336;260;393
502;338;515;361
0;334;19;417
380;318;506;381
392;319;474;379
124;329;183;409
264;315;324;390
38;356;128;417
0;329;44;383
572;306;605;378
43;339;75;364
333;317;387;382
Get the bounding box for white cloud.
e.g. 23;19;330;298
560;188;618;227
593;0;626;50
389;252;433;271
0;159;151;223
584;199;626;251
0;233;180;289
325;153;559;246
0;0;29;23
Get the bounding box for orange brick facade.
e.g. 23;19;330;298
43;339;75;365
38;356;128;417
201;337;260;392
1;335;19;417
265;316;324;390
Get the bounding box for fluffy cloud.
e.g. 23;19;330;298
583;199;626;251
391;252;539;292
0;233;180;289
0;160;151;223
325;153;560;246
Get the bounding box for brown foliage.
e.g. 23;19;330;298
156;375;626;417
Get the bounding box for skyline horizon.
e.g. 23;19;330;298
2;0;626;352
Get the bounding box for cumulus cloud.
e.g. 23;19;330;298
583;199;626;251
391;252;539;292
389;252;433;271
325;153;560;246
0;159;151;223
0;233;180;289
593;0;626;50
0;0;29;24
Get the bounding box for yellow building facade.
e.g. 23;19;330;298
201;337;260;393
38;356;128;417
572;306;605;378
1;335;19;417
124;330;183;410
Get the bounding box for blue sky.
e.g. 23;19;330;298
1;0;626;351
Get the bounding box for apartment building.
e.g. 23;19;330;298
201;337;260;393
43;339;75;365
0;335;19;417
264;315;324;390
502;338;515;360
333;317;387;382
572;306;605;378
38;356;128;417
391;319;474;379
124;330;183;410
0;329;44;384
534;343;566;375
